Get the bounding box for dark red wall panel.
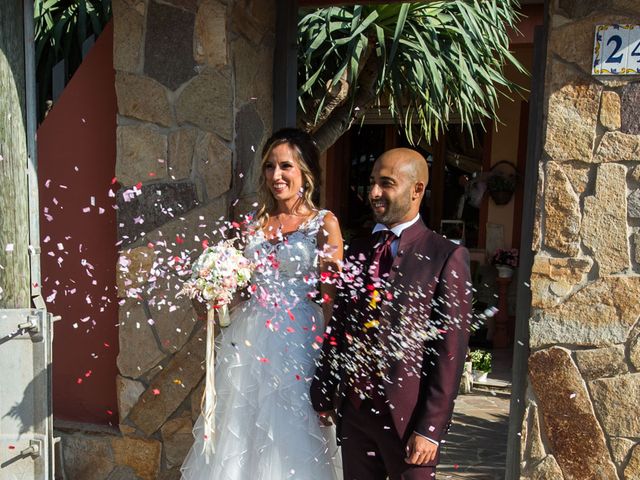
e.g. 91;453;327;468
38;21;119;425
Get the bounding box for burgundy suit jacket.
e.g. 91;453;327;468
311;218;472;448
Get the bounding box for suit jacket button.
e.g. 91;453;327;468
397;250;404;257
392;265;400;271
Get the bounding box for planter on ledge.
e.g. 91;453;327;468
496;265;514;278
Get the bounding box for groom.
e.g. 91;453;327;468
311;148;472;479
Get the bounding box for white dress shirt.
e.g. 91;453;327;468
371;213;421;257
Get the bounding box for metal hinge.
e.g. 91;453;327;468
16;311;61;343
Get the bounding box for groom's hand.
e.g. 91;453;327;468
318;410;336;426
405;433;438;465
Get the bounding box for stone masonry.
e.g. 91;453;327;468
58;1;275;478
522;1;640;479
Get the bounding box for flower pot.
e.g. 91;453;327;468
496;265;514;278
472;369;489;383
489;189;513;205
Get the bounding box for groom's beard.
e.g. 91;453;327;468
370;190;412;226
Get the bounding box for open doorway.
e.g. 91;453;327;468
295;2;545;477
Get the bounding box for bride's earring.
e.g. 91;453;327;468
298;183;310;198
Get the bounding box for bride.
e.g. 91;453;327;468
181;128;343;479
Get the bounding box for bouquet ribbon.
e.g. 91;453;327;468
202;303;229;462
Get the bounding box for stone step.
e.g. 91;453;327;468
472;378;512;395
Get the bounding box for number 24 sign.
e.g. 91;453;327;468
593;25;640;75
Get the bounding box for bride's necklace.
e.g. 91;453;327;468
264;211;313;240
274;212;310;234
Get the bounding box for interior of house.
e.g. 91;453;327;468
318;39;537;390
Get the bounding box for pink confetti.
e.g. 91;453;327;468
152;388;160;395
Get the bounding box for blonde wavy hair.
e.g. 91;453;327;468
255;128;321;227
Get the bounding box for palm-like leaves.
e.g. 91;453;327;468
34;0;112;120
298;1;526;150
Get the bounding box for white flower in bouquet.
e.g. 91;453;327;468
180;241;254;326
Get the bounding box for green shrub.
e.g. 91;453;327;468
469;349;492;372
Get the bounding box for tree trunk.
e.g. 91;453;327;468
0;1;31;308
311;51;380;153
299;39;376;135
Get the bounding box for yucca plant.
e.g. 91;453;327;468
35;0;111;121
297;1;526;152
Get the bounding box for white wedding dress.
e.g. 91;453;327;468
181;211;340;480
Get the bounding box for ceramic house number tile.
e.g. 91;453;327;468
628;25;640;74
593;24;640;75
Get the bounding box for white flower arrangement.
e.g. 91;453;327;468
180;241;253;326
179;240;254;458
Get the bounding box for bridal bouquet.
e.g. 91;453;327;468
181;241;253;326
180;241;253;458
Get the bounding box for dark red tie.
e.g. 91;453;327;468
370;230;396;280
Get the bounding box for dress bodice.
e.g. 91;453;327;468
243;210;328;306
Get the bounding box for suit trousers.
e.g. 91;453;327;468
340;400;436;480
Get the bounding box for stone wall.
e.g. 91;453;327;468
57;1;275;478
522;1;640;479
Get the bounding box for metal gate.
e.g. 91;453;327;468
1;1;59;478
0;309;57;479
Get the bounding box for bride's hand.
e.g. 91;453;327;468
318;410;336;427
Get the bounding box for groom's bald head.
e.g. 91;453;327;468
369;148;429;227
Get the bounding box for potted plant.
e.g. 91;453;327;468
469;349;492;383
486;160;518;205
491;248;519;278
486;172;517;204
